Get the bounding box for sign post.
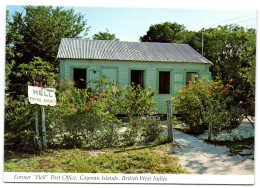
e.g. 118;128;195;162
35;112;42;150
41;106;47;149
28;86;56;150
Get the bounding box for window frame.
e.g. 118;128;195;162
73;68;88;89
130;70;145;88
186;71;199;86
129;68;147;88
157;69;174;95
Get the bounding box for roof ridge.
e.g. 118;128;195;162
60;37;188;46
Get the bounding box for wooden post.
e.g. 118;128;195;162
35;112;42;150
208;103;213;141
166;100;174;143
110;123;114;147
41;106;47;149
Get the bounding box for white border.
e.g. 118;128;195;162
1;0;259;187
3;172;255;184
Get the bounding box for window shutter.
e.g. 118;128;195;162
173;72;185;93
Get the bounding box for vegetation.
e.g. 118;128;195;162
141;22;255;129
5;75;163;150
173;78;242;135
202;25;256;120
4;95;38;151
45;76;162;149
92;30;119;41
6;6;89;94
140;22;186;43
4;144;186;174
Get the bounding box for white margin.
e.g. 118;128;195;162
3;172;255;184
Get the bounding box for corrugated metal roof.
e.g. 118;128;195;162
57;38;212;64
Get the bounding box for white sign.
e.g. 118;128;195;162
28;86;56;106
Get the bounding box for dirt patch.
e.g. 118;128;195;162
169;129;254;175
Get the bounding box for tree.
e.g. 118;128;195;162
201;25;256;118
140;22;256;122
19;57;57;86
5;11;16;91
92;30;119;41
140;22;186;43
6;6;89;94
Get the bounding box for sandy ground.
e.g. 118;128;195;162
168;129;254;175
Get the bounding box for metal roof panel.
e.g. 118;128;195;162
57;38;212;64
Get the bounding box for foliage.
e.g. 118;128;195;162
117;84;162;145
121;115;163;146
19;57;57;86
5;73;162;150
120;84;157;120
92;30;119;41
5;10;22;91
140;22;186;43
45;76;120;149
4;95;39;150
6;6;89;95
140;23;255;120
191;25;256;118
44;76;162;148
141;116;163;143
4;144;185;174
173;78;242;135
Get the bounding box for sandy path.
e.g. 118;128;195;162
168;129;254;175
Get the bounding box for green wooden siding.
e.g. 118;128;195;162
60;59;211;114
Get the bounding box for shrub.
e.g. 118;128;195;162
118;84;162;145
173;78;242;135
5;75;162;150
4;95;38;150
120;84;157;119
141;115;163;143
46;76;121;149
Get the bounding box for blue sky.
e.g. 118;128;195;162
6;5;257;42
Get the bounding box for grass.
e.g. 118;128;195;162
4;144;186;174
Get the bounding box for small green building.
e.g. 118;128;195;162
57;38;212;114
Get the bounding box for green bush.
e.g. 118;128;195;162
46;76;121;149
118;84;162;145
120;84;157;120
5;76;162;150
46;78;162;148
120;116;163;146
141;115;163;143
173;78;242;135
4;95;38;150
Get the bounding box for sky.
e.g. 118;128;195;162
6;4;257;42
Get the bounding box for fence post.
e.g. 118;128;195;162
166;100;174;143
110;123;114;147
35;112;42;150
41;106;47;149
208;103;213;141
